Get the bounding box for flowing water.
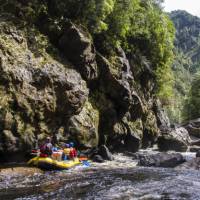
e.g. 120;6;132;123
0;153;200;200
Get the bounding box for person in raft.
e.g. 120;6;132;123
69;142;77;160
63;143;70;160
40;137;53;157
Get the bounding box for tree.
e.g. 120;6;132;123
184;71;200;120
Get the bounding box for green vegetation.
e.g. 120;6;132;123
183;72;200;120
166;10;200;122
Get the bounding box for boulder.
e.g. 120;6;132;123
98;145;114;161
90;145;113;162
136;152;185;168
92;155;104;163
59;21;98;80
158;127;190;152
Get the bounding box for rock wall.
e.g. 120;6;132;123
0;16;165;161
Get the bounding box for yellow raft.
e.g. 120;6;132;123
28;157;81;170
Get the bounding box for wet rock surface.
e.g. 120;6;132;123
158;127;190;152
135;152;185;168
90;145;114;162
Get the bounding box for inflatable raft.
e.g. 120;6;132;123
28;156;81;170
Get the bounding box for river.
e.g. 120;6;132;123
0;153;200;200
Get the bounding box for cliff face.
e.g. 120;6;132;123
0;7;170;161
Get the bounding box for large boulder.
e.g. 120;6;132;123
59;21;98;81
158;127;190;152
97;145;114;161
135;152;185;168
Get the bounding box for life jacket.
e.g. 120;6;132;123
63;148;70;155
40;144;47;153
40;143;52;155
40;153;48;158
69;148;77;158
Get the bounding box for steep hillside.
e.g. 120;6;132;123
171;10;200;73
0;0;174;161
167;10;200;122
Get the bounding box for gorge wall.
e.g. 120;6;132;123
0;0;173;161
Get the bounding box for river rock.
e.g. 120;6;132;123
136;152;185;168
92;155;105;163
97;145;114;161
158;127;190;152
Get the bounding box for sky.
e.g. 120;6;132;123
163;0;200;17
